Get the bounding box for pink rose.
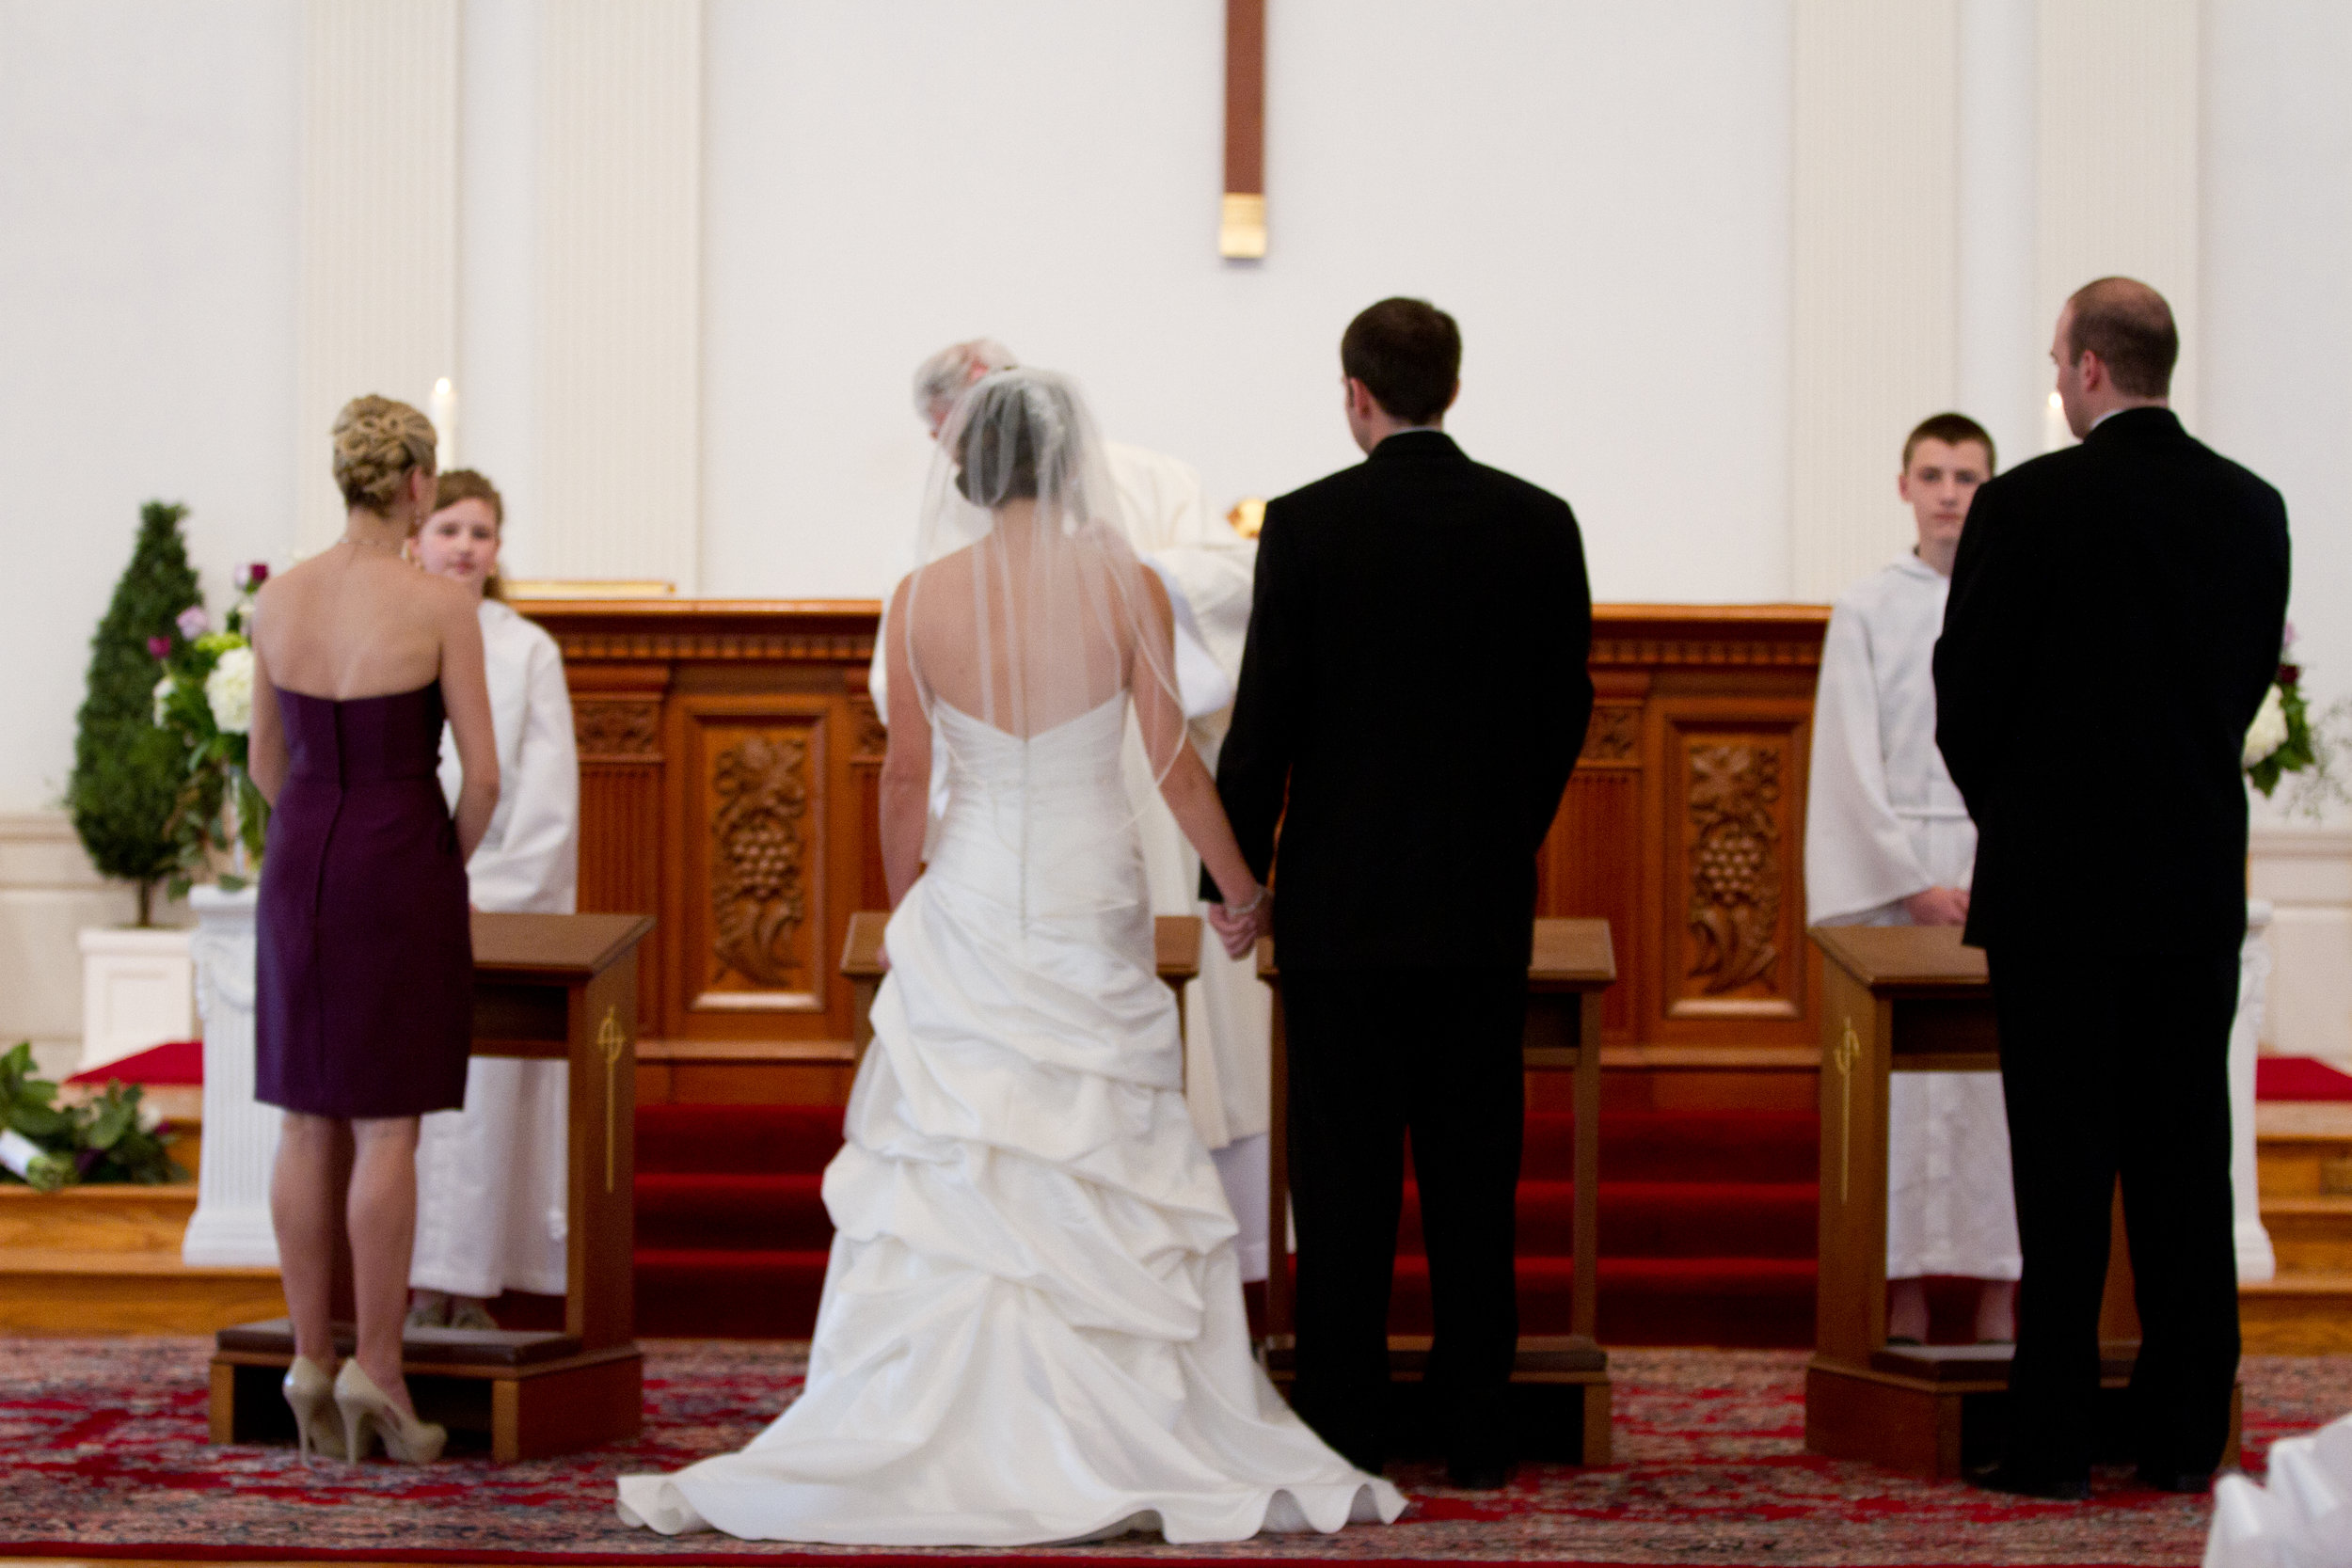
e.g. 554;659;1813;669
175;606;209;640
147;636;170;659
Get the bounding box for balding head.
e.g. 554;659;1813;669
2050;277;2175;438
2061;277;2177;398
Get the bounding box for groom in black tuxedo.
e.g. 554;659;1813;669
1935;277;2290;1499
1208;298;1594;1485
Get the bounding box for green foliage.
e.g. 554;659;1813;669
0;1043;188;1191
67;503;205;923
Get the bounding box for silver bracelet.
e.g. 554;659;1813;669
1226;885;1267;917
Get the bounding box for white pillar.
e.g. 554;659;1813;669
181;885;281;1268
2232;899;2277;1283
2033;0;2201;427
1956;0;2040;473
536;0;703;589
1788;0;1961;600
294;0;461;555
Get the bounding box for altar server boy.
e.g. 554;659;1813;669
1804;413;2020;1345
406;470;581;1328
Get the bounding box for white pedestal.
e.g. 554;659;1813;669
2232;900;2277;1284
181;884;280;1268
76;925;195;1074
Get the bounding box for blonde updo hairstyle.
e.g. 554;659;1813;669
331;395;437;515
432;468;508;602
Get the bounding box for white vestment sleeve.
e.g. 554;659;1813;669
1804;602;1933;926
470;631;580;913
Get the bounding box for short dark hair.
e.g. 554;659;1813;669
2064;277;2177;398
1340;297;1460;425
1901;412;1995;474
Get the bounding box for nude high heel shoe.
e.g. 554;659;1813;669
333;1360;446;1464
281;1355;349;1463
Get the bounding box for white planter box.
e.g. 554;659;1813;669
76;925;196;1075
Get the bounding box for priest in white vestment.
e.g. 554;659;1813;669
874;341;1274;1277
405;473;581;1327
1804;413;2020;1344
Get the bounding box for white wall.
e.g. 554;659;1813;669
701;0;1793;605
0;0;300;816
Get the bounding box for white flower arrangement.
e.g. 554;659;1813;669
2243;684;2291;770
150;564;270;891
204;644;254;735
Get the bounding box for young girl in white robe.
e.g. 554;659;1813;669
405;470;580;1328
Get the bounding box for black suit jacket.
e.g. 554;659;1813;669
1934;407;2289;954
1210;431;1594;970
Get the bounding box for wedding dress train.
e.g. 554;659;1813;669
616;698;1402;1544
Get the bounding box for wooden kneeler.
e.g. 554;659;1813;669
1258;918;1618;1465
1804;924;2240;1479
209;911;654;1464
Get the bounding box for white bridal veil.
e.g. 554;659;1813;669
898;369;1189;871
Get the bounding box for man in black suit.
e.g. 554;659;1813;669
1934;277;2290;1499
1207;298;1594;1486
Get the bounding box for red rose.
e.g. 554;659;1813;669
148;636;171;658
2280;664;2301;688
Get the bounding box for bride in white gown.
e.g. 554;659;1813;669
616;371;1404;1546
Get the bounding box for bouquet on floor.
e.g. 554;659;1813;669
150;562;269;895
0;1043;185;1192
2244;625;2351;817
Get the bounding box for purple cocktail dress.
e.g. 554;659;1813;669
256;684;472;1117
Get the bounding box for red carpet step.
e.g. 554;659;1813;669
632;1104;1823;1345
2258;1054;2352;1101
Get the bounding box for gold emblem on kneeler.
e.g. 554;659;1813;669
1833;1018;1861;1204
598;1006;628;1193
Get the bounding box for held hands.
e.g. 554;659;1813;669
1901;886;1971;927
1207;885;1270;959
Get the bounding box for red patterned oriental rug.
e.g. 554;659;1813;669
3;1340;2347;1567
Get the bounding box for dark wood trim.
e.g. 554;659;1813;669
1223;0;1266;196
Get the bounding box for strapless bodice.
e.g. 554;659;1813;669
276;683;447;786
928;693;1144;927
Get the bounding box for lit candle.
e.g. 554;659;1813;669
2042;389;2073;453
430;377;458;470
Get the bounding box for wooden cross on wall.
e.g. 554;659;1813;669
1221;0;1266;259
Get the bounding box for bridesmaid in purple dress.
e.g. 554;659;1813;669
246;396;500;1465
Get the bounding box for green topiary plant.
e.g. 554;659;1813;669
67;502;205;927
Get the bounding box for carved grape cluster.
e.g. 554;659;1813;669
725;811;798;903
1694;829;1769;906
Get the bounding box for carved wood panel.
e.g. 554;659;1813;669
847;694;889;912
675;699;832;1023
573;698;662;761
1651;700;1816;1038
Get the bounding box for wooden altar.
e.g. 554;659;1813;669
208;912;651;1463
528;600;1830;1097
